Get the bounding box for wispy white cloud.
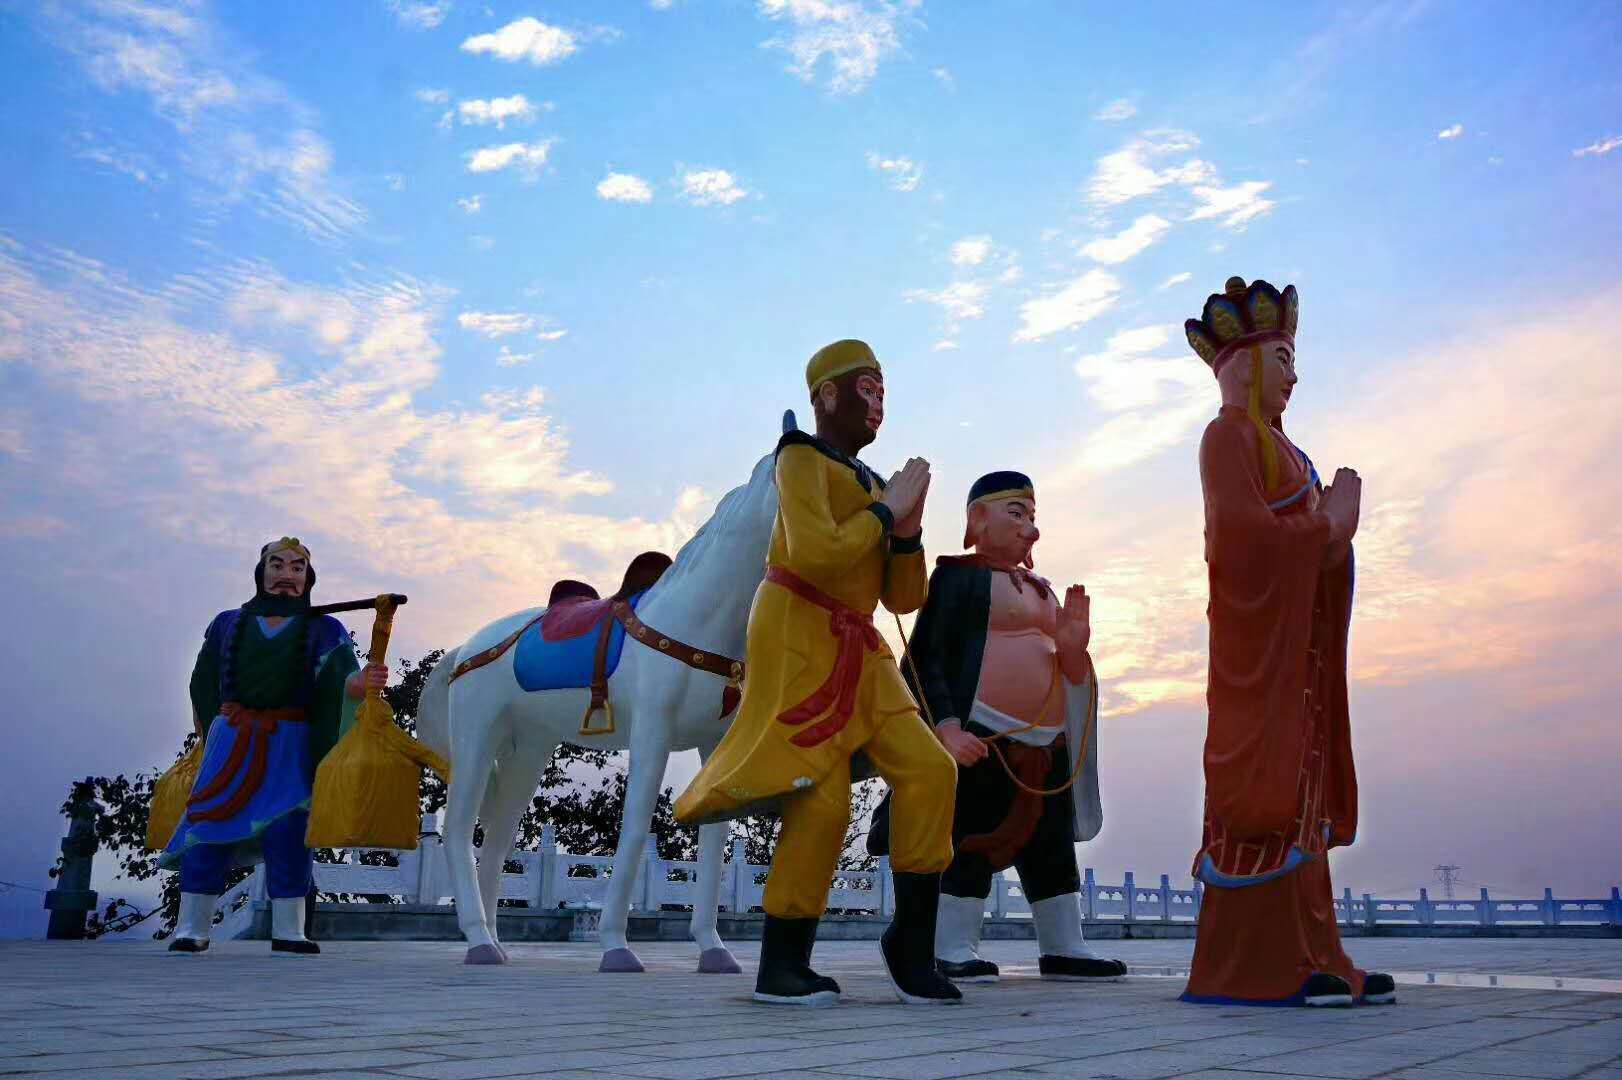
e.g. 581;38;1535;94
904;281;987;324
677;168;749;206
465;139;555;177
415;87;450;104
388;1;451;30
1094;98;1137;121
1574;135;1621;158
1085;130;1212;207
1080;213;1171;265
1013;270;1121;343
458;311;534;338
1185;180;1274;230
458;94;538;128
865;150;922;192
1437;123;1464;140
456;194;482;214
932;67;955;89
40;3;364;242
597;172;654;203
461;17;579;65
756;0;912;94
1082;129;1273;232
75;134;165;187
1158;271;1192;291
949;235;992;267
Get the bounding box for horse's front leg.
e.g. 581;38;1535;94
690;736;742;973
692;818;741;972
597;701;673;973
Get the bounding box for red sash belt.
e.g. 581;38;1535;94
766;566;883;749
186;702;308;824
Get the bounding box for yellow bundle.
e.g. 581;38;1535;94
146;740;203;850
305;694;449;849
304;595;450;850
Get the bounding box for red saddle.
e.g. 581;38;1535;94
540;552;673;642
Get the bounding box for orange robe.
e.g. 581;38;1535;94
1182;405;1364;1004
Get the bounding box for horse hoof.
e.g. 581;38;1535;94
698;947;742;974
465;944;506;965
599;947;645;973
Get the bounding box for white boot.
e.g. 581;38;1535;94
167;892;217;953
1031;892;1124;981
935;894;998;982
271;897;320;955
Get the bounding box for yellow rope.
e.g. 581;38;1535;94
891;612;1093;797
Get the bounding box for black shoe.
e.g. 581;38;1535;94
939;957;1000;983
166;937;209;954
882;872;962;1005
271;938;321;955
1361;972;1397;1004
753;916;839;1005
1302;972;1354;1007
1039;954;1127;981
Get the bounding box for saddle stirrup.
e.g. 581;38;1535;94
579;699;615;737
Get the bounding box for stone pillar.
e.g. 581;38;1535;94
43;782;99;940
537;824;558;910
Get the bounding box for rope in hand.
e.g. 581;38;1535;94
891;612;1094;798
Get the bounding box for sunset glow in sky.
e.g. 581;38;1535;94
3;1;1620;907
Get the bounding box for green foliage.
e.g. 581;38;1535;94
53;647;884;935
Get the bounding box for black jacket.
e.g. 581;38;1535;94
868;558;995;855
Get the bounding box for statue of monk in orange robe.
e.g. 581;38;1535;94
1179;276;1396;1008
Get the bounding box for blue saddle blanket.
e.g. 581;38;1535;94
513;591;649;693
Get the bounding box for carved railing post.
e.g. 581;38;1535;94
728;838;749;913
877;856;893;918
1123;871;1136;923
638;835;660;912
537;824;558;910
44;782;100;941
1417;887;1433;927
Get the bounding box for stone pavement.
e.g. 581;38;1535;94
1;938;1618;1079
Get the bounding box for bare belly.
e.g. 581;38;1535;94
975;629;1061;725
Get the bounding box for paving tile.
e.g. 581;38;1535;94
0;1045;233;1074
814;1051;1064;1079
386;1049;662;1078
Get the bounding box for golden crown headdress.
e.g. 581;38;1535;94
1184;276;1298;373
261;536;312;561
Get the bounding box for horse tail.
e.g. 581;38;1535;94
417;650;455;767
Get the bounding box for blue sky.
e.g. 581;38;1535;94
2;0;1620;921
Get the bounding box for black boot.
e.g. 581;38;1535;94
882;873;963;1005
753;916;840;1006
1361;972;1397;1004
1302;972;1354;1007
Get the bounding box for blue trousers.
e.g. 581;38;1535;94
179;809;314;899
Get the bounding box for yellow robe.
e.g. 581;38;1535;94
677;437;931;823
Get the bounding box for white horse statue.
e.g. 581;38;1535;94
417;422;783;970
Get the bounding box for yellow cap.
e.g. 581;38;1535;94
805;339;881;391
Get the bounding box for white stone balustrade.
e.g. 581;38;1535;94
210;812;1622;940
